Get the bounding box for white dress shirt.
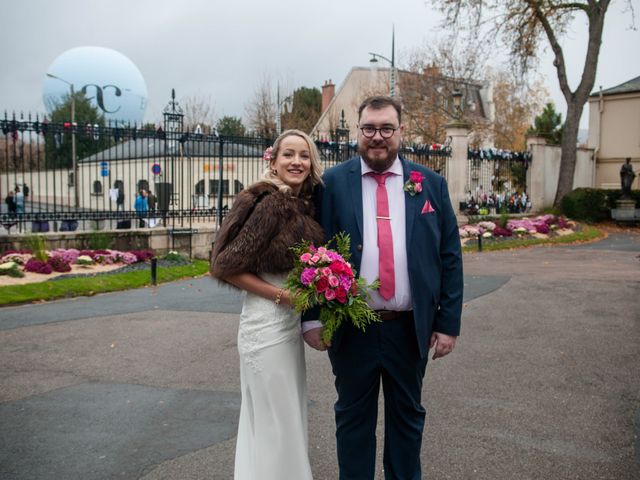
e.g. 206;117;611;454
360;157;413;311
302;156;413;334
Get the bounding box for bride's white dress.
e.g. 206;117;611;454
234;273;313;480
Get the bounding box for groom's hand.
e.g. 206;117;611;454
303;327;330;351
429;332;457;360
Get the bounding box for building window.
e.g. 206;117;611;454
195;179;205;195
210;179;229;196
92;180;103;195
234;180;244;194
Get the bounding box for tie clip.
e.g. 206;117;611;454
376;216;391;220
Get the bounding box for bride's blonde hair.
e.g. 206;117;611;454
262;129;323;196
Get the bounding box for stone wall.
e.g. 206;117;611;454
0;227;216;260
526;136;595;209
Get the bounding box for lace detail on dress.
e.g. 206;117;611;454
237;273;301;374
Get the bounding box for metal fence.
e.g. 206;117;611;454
465;148;531;213
1;112;450;235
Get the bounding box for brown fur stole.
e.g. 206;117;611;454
210;182;324;281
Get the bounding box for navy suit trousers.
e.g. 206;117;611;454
328;313;429;480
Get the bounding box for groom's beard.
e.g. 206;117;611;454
359;139;398;172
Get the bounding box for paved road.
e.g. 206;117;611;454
0;233;638;479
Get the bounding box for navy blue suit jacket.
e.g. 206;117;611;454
312;156;463;358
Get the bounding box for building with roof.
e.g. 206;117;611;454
311;66;493;145
76;135;266;214
587;75;640;189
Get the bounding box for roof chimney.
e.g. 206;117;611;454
321;80;335;113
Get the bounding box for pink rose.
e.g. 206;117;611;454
329;260;344;274
415;183;422;193
321;267;332;277
300;253;312;263
310;254;321;264
315;277;329;293
324;288;336;301
328;275;340;288
410;171;424;183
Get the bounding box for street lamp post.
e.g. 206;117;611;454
46;73;78;208
369;26;396;97
275;84;293;136
334;109;350;161
335;109;349;142
451;89;463;119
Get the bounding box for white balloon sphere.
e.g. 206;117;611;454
43;46;148;125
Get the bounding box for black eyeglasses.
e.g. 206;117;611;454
359;126;399;139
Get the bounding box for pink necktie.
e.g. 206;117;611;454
368;172;395;300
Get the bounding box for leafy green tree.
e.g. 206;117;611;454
45;92;110;168
216;116;247;136
528;103;563;145
281;87;321;134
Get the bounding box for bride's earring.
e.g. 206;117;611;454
272;169;277;176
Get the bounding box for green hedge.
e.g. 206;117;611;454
560;188;640;222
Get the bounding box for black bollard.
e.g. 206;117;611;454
478;233;483;252
151;257;158;286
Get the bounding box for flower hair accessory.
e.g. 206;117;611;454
404;171;424;196
263;146;274;162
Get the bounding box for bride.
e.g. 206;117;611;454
210;129;324;479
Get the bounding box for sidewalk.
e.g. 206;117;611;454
0;233;638;479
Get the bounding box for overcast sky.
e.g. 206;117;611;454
1;0;639;130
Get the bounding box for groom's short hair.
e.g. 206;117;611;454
358;96;402;124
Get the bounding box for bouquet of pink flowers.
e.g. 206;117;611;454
285;233;380;343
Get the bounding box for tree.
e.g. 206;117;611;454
491;69;548;150
528;102;564;145
281;87;322;134
216;116;247;137
245;75;277;139
400;34;492;145
45;92;109;169
182;94;216;133
432;0;627;207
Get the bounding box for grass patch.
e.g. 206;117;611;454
462;225;604;253
0;260;210;307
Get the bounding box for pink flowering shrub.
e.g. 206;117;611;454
535;223;550;234
48;256;72;273
25;258;53;274
458;224;484;238
49;248;80;265
130;250;155;262
493;226;512;237
113;251;138;264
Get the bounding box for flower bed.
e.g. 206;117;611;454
0;248;155;285
459;214;576;243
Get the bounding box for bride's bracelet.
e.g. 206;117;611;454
274;288;285;305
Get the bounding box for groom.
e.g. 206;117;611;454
303;96;463;479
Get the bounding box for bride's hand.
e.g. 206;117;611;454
281;289;298;308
